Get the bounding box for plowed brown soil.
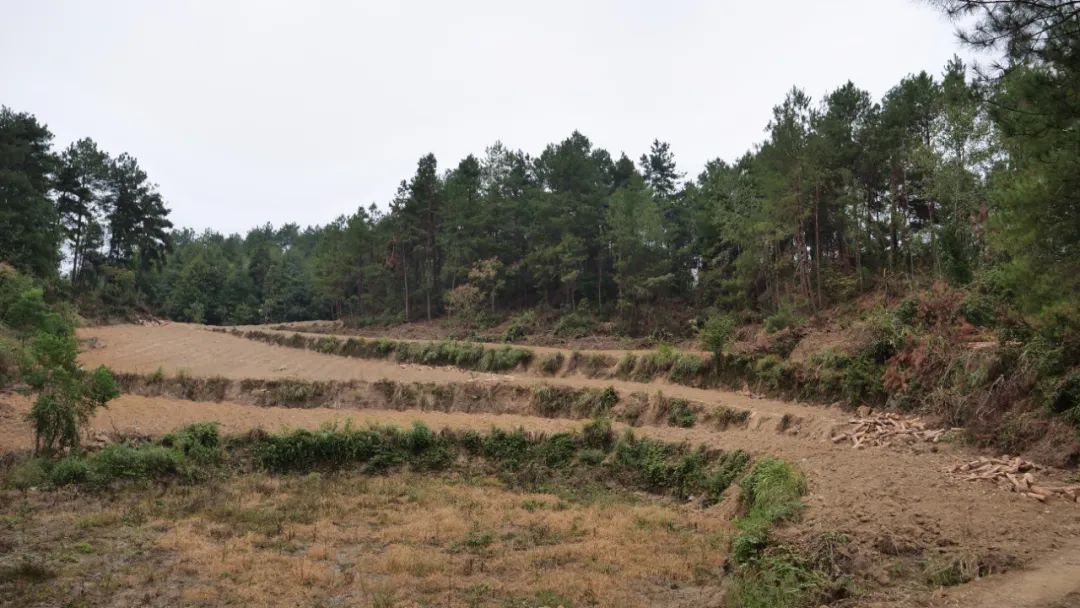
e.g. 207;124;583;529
27;323;1079;607
77;323;834;432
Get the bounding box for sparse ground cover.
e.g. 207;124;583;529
1;470;733;607
0;422;777;608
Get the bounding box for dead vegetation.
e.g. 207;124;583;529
0;471;733;608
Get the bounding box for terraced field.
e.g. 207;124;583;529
2;322;1079;607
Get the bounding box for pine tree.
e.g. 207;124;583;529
0;107;59;278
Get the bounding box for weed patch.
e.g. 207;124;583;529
226;329;534;373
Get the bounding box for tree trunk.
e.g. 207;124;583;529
929;200;938;278
596;254;602;309
889;167;898;273
403;260;410;322
814;185;822;309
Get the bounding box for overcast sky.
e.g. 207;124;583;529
2;0;975;235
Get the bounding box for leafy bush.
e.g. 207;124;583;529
313;336;342;354
161;422;223;465
632;346;678;380
700;315;734;356
960;293;996;327
669;354;704;383
501;310;537;343
581;417;614;451
809;349;884;404
478;345;533;371
6;459;48;490
727;550;829;608
703;450;751;505
91;444;185;480
553;311;593;338
238;330;538;374
24;359;119;455
610;434;744;500
535;433;576;466
861;309;904;364
666;399;696;428
893;297;919;326
0;337;19;387
48;457;92;485
764;304;801;334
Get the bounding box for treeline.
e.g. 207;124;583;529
154;53;1046;333
1;1;1076;344
0;109;172;317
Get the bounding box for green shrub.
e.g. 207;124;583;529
91;445;185;481
893;298;919;326
666;399;696;428
703;450;751;505
0;337;20;387
753;354;791;391
615;353;637;378
16;303;119;455
2;286;50;334
481;427;532;467
1045;369;1080;419
313;336;343;354
764;305;801;334
810;350;884;404
574;386;618;417
262;379;330;407
5;459;48;490
861;308;904;364
531;385;616;418
700;315;734;356
581;417;614;451
669;354;704;383
161;422;223;464
535;433;576;466
501;310;537;343
577;448;606;466
478;345;533;372
258;424;409;472
553;312;593;338
960;293;996;327
49;457;91;485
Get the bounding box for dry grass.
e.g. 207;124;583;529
0;471;732;607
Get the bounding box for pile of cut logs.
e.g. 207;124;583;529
831;411;953;448
950;456;1080;503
